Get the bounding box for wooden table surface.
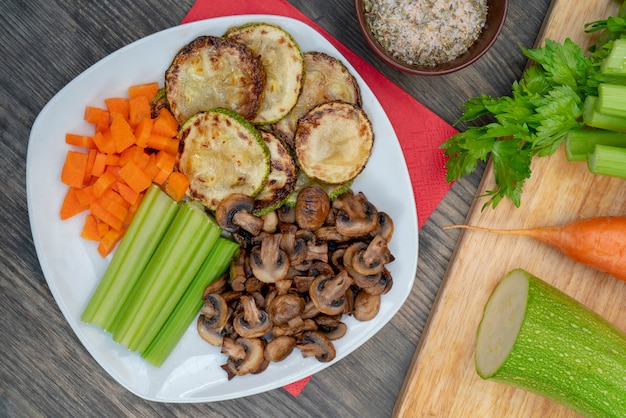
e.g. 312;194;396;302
1;0;553;416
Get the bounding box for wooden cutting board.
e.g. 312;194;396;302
393;1;626;417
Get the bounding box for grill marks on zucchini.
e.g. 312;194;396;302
165;36;265;124
295;101;374;185
225;23;305;125
178;109;270;211
272;51;362;149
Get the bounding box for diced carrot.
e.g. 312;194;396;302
60;187;88;220
92;130;116;155
84;106;106;125
117;181;141;206
98;195;129;223
105;154;120;166
110;112;136;153
164;171;189;202
66;133;96;149
104;97;130;121
92;169;118;198
97;220;110;238
61;150;89;188
128;95;152;126
147;134;179;154
74;185;96;208
152;107;179;137
119;145;149;168
152;150;177;185
91;152;107;177
124;197;142;225
95;110;111;133
134;117;153;148
128;82;159;101
98;227;125;257
90;200;124;231
100;188;128;209
81;214;102;241
143;153;159;181
84;148;97;185
118;161;153;194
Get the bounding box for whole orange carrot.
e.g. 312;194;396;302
444;216;626;281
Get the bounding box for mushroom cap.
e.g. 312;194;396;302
232;295;273;338
295;186;330;230
264;335;297;362
353;290;381;321
332;192;379;237
268;293;305;325
309;269;353;316
297;331;336;363
221;337;266;379
314;315;347;340
215;193;264;235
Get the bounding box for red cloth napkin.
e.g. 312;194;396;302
181;0;457;397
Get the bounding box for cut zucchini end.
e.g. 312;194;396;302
475;269;529;379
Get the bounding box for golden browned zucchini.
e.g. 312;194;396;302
225;23;305;125
295;101;373;185
178;108;270;211
164;36;265;124
253;130;298;215
271;51;361;149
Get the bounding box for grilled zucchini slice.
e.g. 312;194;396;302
225;23;305;125
295;101;373;185
165;36;265;124
178;108;270;211
253;130;298;215
272;51;361;149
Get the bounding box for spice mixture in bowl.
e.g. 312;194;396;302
355;0;508;75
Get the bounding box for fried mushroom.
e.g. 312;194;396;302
249;234;290;283
221;337;266;379
309;269;353;316
232;295;272;338
297;331;336;363
216;194;264;236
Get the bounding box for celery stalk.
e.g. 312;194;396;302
601;39;626;77
583;96;626;133
81;184;179;330
596;83;626;117
112;200;221;352
565;128;626;161
141;237;239;366
587;144;626;179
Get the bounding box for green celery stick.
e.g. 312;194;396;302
587;144;626;179
596;83;626;117
601;39;626;76
565;128;626;161
141;237;239;366
583;96;626;133
112;200;220;352
81;185;178;329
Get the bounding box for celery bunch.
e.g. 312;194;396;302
441;3;626;209
81;184;239;366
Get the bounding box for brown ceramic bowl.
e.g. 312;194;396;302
354;0;508;75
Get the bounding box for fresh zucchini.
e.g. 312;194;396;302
164;36;265;124
225;22;305;125
271;51;361;149
295;101;374;185
475;269;626;418
178;108;270;211
253;130;298;215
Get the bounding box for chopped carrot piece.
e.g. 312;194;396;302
81;214;102;241
92;130;116;155
128;82;159;101
143;153;159;181
134;117;153;148
118;161;153;194
66;133;96;149
119;145;149;168
98;195;129;223
147;134;179;154
61;150;89;188
98;227;125;257
104;97;130;121
97;220;110;238
152;108;179;137
105;154;121;166
84;106;106;125
110;112;136;153
100;188;128;209
95;110;111;133
152;150;177;185
129;95;152;126
90;200;124;231
164;171;189;202
84;148;97;185
60;187;88;220
117;182;141;206
92;169;117;197
90;152;107;177
74;185;96;208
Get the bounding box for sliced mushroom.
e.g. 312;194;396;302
295;186;330;230
315;226;348;243
215;193;264;235
249;234;290;283
314;315;347;340
332;191;379;237
203;274;227;298
264;335;297;362
277;204;296;224
261;210;279;233
353;291;380;321
297;331;336;363
197;314;225;347
344;235;393;276
272;316;317;337
268;293;305;325
280;224;308;265
232;295;273;338
200;293;229;330
361;268;393;296
309;269;353;315
221;337;266;379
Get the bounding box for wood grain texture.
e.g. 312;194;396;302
393;1;626;417
1;0;552;417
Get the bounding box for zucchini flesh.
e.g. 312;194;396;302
476;269;626;418
178;108;270;211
